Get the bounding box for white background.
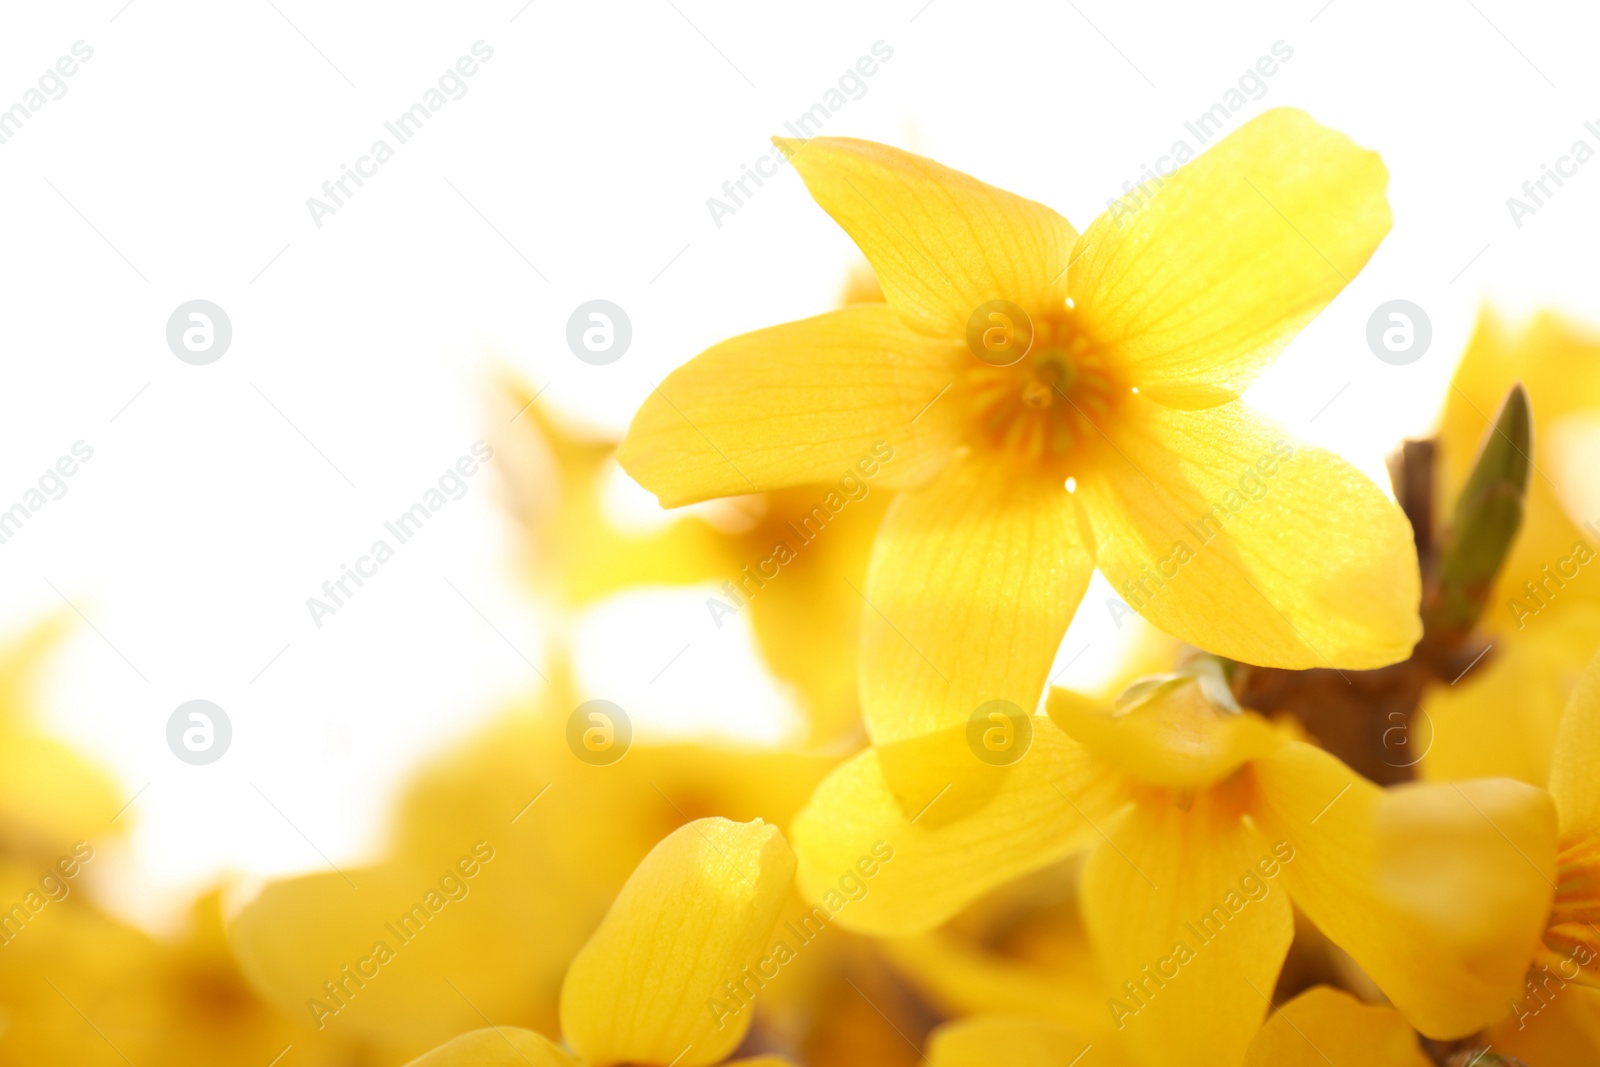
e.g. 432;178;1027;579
0;0;1594;929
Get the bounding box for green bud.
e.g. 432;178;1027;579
1429;383;1531;634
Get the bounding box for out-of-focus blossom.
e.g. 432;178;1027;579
229;671;837;1062
403;817;799;1067
493;364;887;748
1422;312;1600;787
1437;312;1600;631
1462;648;1600;1064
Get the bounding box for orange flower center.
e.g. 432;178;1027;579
1535;830;1600;986
965;309;1118;474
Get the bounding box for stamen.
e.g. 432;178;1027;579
1020;378;1053;409
963;310;1118;473
1536;831;1600;986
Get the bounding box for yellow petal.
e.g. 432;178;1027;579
403;1027;578;1067
776;136;1078;338
1243;986;1432;1067
1071;108;1391;408
1420;603;1600;787
1549;648;1600;833
789;720;1123;937
617;305;962;508
1077;396;1420;670
1249;740;1557;1037
862;458;1092;743
1046;674;1282;790
559;818;796;1067
1079;780;1293;1067
928;1016;1123;1067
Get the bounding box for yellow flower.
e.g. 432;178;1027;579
1419;311;1600;789
1469;647;1600;1063
1438;310;1600;633
403;817;800;1067
128;889;372;1066
925;986;1431;1067
791;661;1556;1067
0;623;371;1066
492;385;740;607
229;678;836;1060
619;107;1420;747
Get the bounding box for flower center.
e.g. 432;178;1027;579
1535;830;1600;985
965;309;1117;473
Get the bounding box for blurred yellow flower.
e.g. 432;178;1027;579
229;680;836;1061
1528;649;1600;981
404;817;801;1067
1420;311;1600;789
0;624;371;1065
619;108;1420;749
0;620;123;860
1471;648;1600;1064
1438;311;1600;632
493;388;885;746
791;661;1556;1066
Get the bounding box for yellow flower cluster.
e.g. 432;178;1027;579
12;106;1600;1067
